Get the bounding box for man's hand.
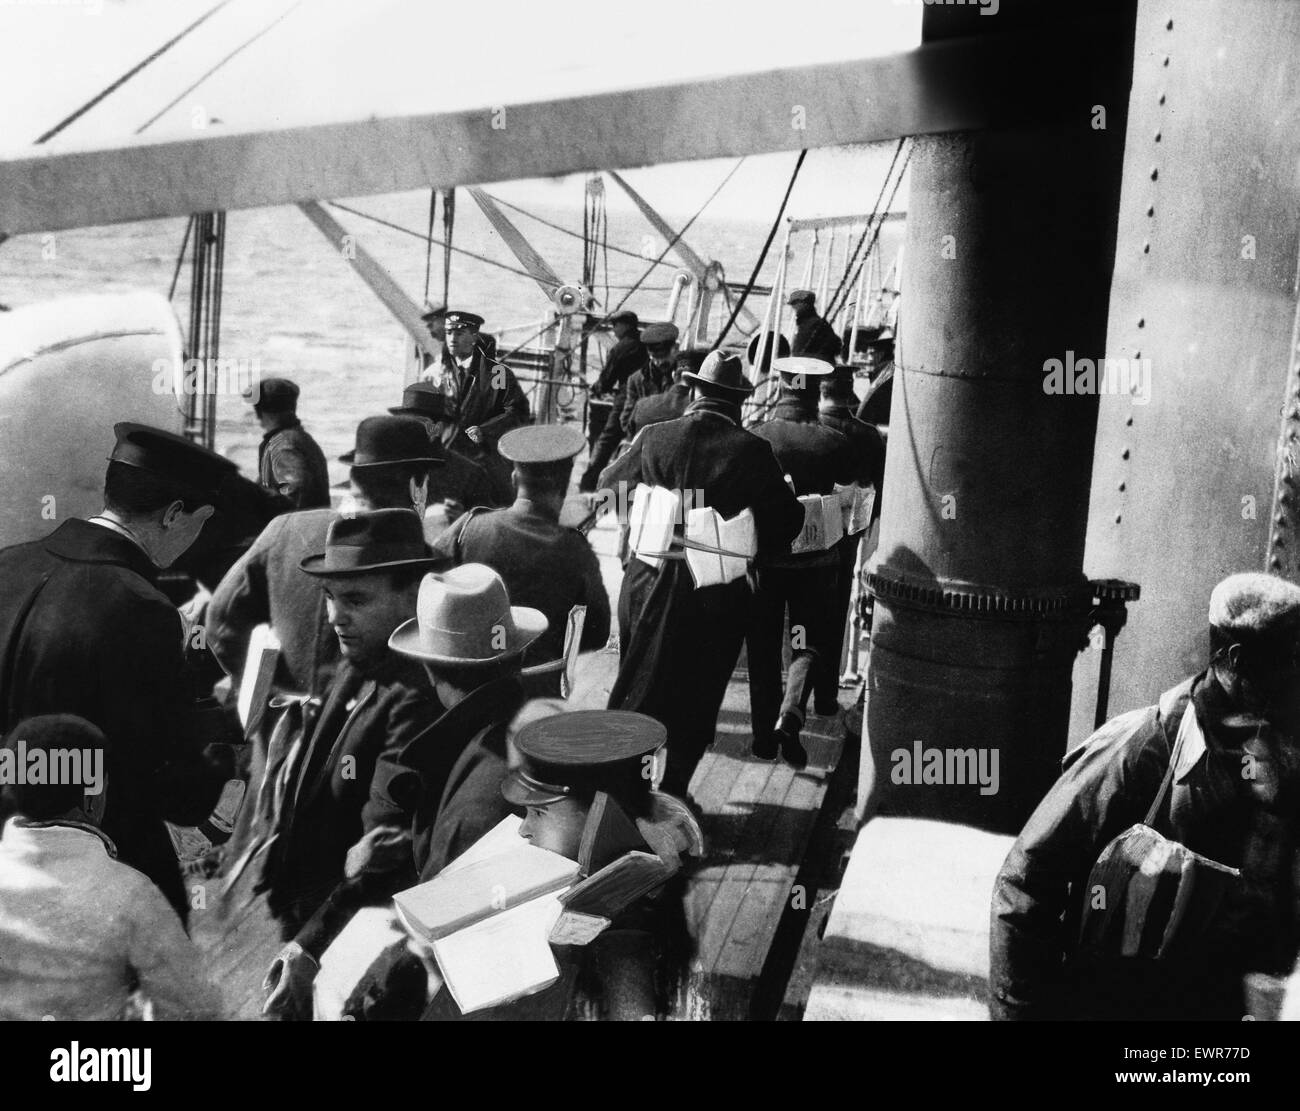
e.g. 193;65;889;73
344;825;412;879
262;942;318;1019
464;425;483;445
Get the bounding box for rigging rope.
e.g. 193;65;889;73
602;157;746;323
326;200;672;290
710;149;807;352
34;0;233;144
167;215;195;302
825;148;910;325
825;138;910;321
482;190;673;270
422;190;436;304
135;1;304;135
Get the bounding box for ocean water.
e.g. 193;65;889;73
0;186;903;483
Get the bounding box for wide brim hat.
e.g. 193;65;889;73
299;508;441;577
389;563;547;666
502;710;667;807
339;414;442;468
681;349;754;395
388;383;455;422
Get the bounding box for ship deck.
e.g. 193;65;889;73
192;508;862;1020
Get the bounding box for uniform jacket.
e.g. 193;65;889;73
620;361;677;436
258;419;331;510
0;819;221;1020
207;508;339;697
856;360;895;428
597;335;648;395
820;402;886;521
368;675;524;883
434;448;497;512
791;309;842;363
431;345;530;450
990;672;1300;1021
0;520;228;917
629;382;690;435
751;394;859;568
262;654;444;957
429;499;611;665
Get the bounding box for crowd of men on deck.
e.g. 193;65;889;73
0;289;895;1022
28;290;1300;1024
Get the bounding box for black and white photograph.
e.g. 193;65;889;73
0;0;1295;1088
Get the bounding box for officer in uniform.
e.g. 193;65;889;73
389;381;501;511
244;376;331;510
415;708;702;1021
428;310;530;505
856;327;897;433
816;365;886;706
619;322;680;438
599;351;804;798
580;309;648;492
0;423;240;921
788;290;842;364
429;424;610;694
746;357;859;767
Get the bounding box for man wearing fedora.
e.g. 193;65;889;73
388;381;500;512
428;425;610;696
259;509;445;1019
855;327;897;433
619;321;681;440
598;351;804;798
788;289;842;364
381;564;547;883
579;310;648;494
0;423;240;921
209;415;446;699
746;356;860;767
243;376;331;510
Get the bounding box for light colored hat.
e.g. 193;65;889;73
1208;573;1300;636
389;563;547;666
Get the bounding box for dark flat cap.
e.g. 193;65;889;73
498;424;586;465
641;322;679;346
420;304;447;324
608;310;639;327
243;376;299;412
109;423;236;498
787;289;816;306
